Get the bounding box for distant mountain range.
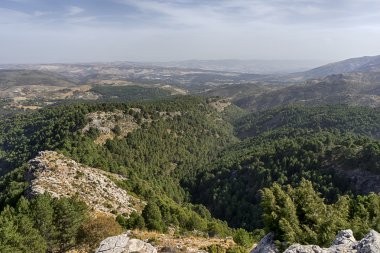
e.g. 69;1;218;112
132;53;380;112
0;62;265;92
286;55;380;81
1;54;380;113
204;55;380;110
148;59;327;74
235;73;380;111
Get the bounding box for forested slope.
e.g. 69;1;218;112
236;105;380;139
0;96;250;252
1;96;380;251
192;105;380;247
192;129;380;230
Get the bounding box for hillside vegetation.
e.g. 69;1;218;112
0;96;250;252
236;104;380;139
1;96;380;252
91;85;171;101
193;129;380;230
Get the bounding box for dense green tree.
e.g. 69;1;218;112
117;211;145;230
186;213;207;231
53;197;87;251
232;228;253;247
30;194;55;247
142;201;164;232
261;183;301;244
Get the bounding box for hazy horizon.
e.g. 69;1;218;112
0;58;331;65
1;0;380;64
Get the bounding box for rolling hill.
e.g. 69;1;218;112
0;69;77;88
234;73;380;111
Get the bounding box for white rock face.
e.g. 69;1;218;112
284;229;380;253
252;230;380;253
26;151;141;215
95;234;157;253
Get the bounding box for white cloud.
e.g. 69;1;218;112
0;7;30;24
33;10;51;17
67;6;84;16
1;0;380;63
117;0;380;29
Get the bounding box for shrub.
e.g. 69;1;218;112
78;214;123;251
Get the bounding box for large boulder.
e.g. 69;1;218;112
284;229;380;253
95;234;157;253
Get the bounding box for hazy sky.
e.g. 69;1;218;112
1;0;380;63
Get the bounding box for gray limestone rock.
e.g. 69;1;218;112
284;229;380;253
356;230;380;253
95;234;157;253
332;230;356;246
284;244;326;253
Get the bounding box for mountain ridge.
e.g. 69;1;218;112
285;55;380;81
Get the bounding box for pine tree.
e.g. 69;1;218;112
53;197;87;251
30;194;55;247
142;201;164;232
261;183;301;244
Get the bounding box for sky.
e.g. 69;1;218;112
1;0;380;63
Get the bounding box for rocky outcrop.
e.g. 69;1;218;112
332;229;356;246
95;234;157;253
284;230;358;253
82;110;140;144
26;151;142;215
252;230;380;253
250;233;279;253
356;230;380;253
